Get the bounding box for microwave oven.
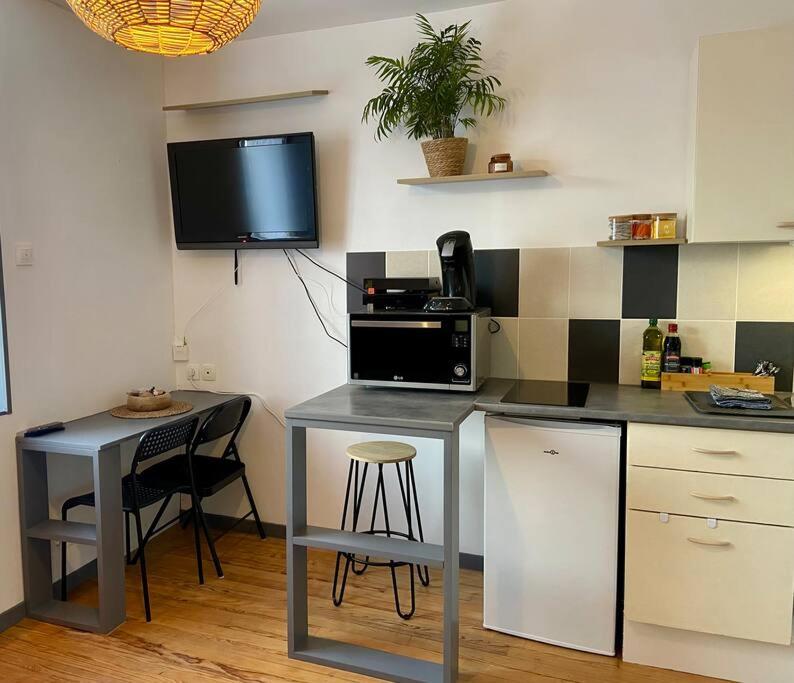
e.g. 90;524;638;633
348;310;491;392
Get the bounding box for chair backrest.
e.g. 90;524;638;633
192;396;251;454
131;415;199;475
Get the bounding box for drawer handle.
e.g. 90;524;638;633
692;447;738;456
687;537;733;548
690;492;737;502
778;222;794;229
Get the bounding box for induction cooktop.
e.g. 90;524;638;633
501;380;590;408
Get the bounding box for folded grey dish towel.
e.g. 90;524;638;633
709;384;773;410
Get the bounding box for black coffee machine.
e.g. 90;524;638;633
424;231;476;312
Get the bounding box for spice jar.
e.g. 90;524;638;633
608;215;632;241
488;154;513;174
652;213;678;239
631;214;652;240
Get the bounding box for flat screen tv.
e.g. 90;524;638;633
167;132;319;250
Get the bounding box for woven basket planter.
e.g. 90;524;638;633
421;137;468;177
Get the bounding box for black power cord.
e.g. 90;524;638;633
283;250;347;348
295;249;367;293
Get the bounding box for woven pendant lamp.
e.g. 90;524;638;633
65;0;262;57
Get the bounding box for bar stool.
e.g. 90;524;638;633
332;441;430;620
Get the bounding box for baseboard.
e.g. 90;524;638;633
0;601;25;633
205;514;484;571
460;552;484;572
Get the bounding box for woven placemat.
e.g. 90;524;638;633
110;401;193;419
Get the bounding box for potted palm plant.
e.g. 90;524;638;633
362;14;506;178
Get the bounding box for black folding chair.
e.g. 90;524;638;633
146;396;265;582
60;416;199;622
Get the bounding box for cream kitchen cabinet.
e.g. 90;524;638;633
689;24;794;243
625;423;794;645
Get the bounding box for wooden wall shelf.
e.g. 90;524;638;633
397;170;549;186
163;90;329;112
597;238;688;248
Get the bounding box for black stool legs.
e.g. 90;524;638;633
332;459;429;620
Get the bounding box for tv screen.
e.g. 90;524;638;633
167;132;319;250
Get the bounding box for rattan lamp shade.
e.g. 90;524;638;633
65;0;262;56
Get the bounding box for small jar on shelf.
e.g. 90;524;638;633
651;212;678;239
608;215;632;241
631;214;652;240
488;154;513;174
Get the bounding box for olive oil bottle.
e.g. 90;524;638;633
641;318;663;389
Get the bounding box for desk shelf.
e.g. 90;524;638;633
26;520;97;546
29;600;101;632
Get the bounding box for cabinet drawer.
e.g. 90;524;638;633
628;466;794;527
625;510;794;644
628;423;794;480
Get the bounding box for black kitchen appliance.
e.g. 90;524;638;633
362;277;441;311
501;380;591;408
348;309;491;391
425;231;477;312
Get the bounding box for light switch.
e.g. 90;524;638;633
15;243;33;266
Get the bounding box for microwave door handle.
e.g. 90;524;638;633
350;320;443;329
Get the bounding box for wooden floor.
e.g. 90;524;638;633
0;526;721;682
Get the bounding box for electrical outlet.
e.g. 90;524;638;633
200;364;217;382
173;343;190;362
15;243;33;266
186;364;200;381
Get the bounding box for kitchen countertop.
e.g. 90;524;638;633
286;379;794;434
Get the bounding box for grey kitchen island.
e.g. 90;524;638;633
285;380;794;682
284;384;478;683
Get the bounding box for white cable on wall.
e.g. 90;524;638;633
188;377;286;428
179;248;352;430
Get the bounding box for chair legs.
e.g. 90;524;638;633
125;512;132;565
132;510;152;622
191;495;205;585
193;496;224;579
60;504;69;602
241;474;266;539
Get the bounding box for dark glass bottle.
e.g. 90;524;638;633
662;323;681;373
641;319;662;389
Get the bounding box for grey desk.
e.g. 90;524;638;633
285;385;476;683
16;391;240;634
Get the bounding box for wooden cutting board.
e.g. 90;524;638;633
662;372;775;393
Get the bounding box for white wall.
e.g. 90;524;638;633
164;0;794;554
0;0;174;612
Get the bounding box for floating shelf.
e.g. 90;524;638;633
597;238;688;248
397;169;549;186
163;90;329;112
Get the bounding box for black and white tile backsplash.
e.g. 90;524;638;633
347;243;794;391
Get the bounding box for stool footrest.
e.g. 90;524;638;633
293;526;444;568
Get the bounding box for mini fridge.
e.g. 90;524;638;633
484;416;622;655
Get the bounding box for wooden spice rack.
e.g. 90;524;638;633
662;372;775;393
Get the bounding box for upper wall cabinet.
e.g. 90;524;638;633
689;24;794;243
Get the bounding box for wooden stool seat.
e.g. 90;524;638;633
346;441;416;464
